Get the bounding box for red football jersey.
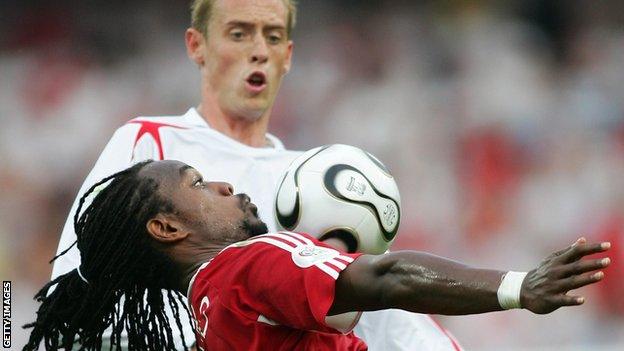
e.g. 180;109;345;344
188;231;367;350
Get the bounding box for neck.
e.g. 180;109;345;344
178;248;222;295
197;103;271;148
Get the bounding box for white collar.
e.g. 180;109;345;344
186;261;211;301
183;108;285;152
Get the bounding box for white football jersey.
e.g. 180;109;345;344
51;108;462;350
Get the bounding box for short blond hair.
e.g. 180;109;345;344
191;0;297;38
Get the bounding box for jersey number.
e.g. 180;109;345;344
197;296;210;338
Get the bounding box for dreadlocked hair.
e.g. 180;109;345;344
24;160;193;351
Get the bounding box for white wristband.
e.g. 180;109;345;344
497;271;528;310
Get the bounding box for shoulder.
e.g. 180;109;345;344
125;114;191;130
225;231;322;253
199;232;354;294
105;110;204;160
108;112;193;138
224;232;359;277
281;149;304;159
120;108;205;132
265;149;304;169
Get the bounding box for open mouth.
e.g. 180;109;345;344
246;72;267;88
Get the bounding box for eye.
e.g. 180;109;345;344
229;30;245;41
267;34;282;45
194;178;206;188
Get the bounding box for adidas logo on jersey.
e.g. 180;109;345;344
292;245;340;268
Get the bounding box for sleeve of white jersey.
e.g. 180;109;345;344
50;123;156;279
353;310;463;351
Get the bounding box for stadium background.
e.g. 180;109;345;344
1;0;623;349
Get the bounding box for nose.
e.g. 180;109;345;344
209;182;234;196
250;36;269;64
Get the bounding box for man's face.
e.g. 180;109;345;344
200;0;293;120
142;160;268;244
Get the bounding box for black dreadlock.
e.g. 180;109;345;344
24;160;193;351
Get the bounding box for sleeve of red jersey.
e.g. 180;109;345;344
237;231;362;334
50;123;156;279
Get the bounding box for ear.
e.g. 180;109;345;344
146;214;190;243
185;28;206;66
283;40;294;74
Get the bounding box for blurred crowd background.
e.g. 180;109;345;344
1;0;623;349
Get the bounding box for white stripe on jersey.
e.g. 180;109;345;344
187;261;211;300
334;255;355;263
269;232;307;247
247;237;296;252
281;231;314;245
314;262;340;279
257;314;280;326
327;258;347;270
279;232;356;271
278;232;356;264
240;233;350;280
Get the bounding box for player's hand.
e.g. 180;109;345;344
520;237;610;314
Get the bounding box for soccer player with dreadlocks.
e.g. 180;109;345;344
26;160;611;350
24;161;195;351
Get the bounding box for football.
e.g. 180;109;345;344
275;144;401;254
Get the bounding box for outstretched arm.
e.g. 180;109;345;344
329;238;610;315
